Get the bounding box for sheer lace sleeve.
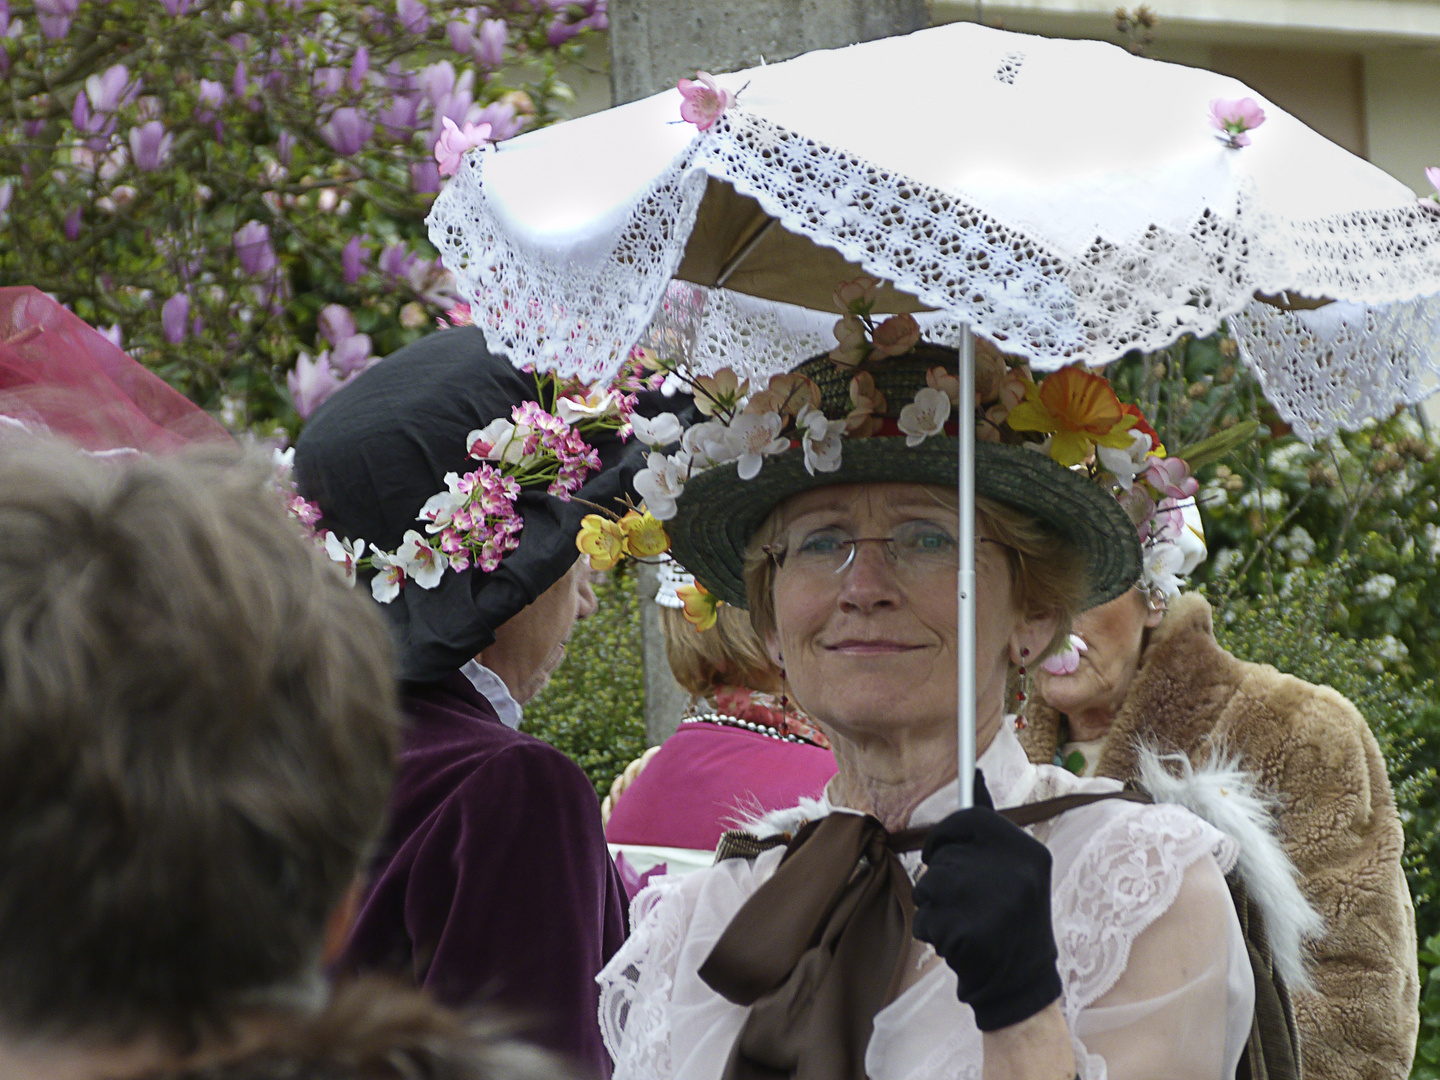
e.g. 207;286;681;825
1050;803;1254;1080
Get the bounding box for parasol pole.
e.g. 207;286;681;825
957;324;977;809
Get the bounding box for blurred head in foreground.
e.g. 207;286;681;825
0;441;404;1077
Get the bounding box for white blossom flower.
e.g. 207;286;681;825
796;404;845;476
466;418;528;465
397;529;446;589
897;387;951;448
1095;429;1152;491
418;474;466;534
556;389;621;424
682;419;738;467
634;452;687;520
323;530;366;586
630;412;683;447
1142;541;1185;600
272;446;295;472
726;412;790;480
369;551;406;603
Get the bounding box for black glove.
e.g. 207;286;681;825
912;772;1062;1032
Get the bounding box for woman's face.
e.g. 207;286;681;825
764;483;1055;748
1032;585;1160;724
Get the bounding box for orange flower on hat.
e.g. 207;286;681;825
846;372;887;436
676;580;720;630
1005;364;1138;467
747;372;823;419
619;509;671;558
577;514;626;570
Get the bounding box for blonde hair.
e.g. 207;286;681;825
743;490;1086;659
660;604;783;698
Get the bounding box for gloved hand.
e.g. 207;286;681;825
912;772;1062;1032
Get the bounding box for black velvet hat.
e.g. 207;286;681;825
294;328;652;683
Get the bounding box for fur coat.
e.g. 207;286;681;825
1019;593;1419;1080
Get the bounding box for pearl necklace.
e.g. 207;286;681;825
681;713;820;746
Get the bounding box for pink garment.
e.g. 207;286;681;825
0;287;230;452
605;720;837;852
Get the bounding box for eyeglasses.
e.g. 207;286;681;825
765;522;997;579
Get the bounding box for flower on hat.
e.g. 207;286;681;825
693;368;748;417
829;314;871;370
869;314;920;360
834;276;880;316
635;452;687;520
621;509;671;558
397;530;446;589
1004;364;1138;467
324;531;367;586
369;551;407;603
746;373;822;419
797;405;845;476
1142;541;1185;600
1040;633;1087;676
727;411;790;480
1144;455;1199;500
677;71;732;131
1209;97;1265;148
846;372;887;436
676;579;720;630
897;387;952;448
434;116;492;176
578;514;626;570
926;365;961;406
631;411;683;447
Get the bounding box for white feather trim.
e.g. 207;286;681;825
1135;744;1324;992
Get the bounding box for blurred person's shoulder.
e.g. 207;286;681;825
147;977;573;1080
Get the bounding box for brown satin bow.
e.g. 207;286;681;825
697;812;931;1080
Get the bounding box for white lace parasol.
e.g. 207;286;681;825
429;20;1440;443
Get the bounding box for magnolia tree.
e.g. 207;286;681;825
0;0;605;434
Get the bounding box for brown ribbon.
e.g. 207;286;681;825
698;813;930;1080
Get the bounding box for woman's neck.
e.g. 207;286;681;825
825;706;1001;831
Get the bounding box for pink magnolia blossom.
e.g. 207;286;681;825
677;71;732;131
1209;97;1266;147
330;334;374;376
1145;455;1198;500
475;18;506;68
312;67;344;98
233;220;277;276
379;242;419;279
86;64;137;114
34;0;77;39
323;107;373;155
341;234;368;284
318;303;358;346
472;100;524;142
161;293;189;344
434;116;492;176
64;206;82;240
446;18;474;54
396;0;429;34
1426;166;1440;196
378;92;420;139
348;47;369;92
160;0;190;16
287;352;350;419
195;79;226;122
0;182;11;217
410;160;442;193
128;121;172;171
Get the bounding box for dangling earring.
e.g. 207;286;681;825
1016;648;1030;704
779;669;788;715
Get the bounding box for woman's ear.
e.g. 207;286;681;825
764;627;783;668
1143;594;1167;629
1010;608;1060;664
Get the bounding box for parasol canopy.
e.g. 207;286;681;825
430;19;1440;445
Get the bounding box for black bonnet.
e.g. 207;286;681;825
295;328;652;683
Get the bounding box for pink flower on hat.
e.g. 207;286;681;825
677;71;732;131
434;116;492;176
1144;455;1199;500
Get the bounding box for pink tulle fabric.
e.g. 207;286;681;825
0;287;230;452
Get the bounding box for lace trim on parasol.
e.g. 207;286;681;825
429;108;1440;405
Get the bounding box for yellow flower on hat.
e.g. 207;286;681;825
676;580;720;631
577;514;626;570
1005;364;1138;467
620;509;671;558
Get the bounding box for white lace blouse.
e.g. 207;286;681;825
597;721;1255;1080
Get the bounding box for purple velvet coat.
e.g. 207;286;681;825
340;672;628;1078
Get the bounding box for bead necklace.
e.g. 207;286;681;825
680;713;823;746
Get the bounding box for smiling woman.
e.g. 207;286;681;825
598;345;1266;1080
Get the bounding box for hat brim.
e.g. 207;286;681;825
667;438;1142;610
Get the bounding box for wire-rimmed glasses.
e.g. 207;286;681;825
764;521;987;580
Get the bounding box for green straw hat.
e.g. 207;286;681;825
665;345;1143;610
